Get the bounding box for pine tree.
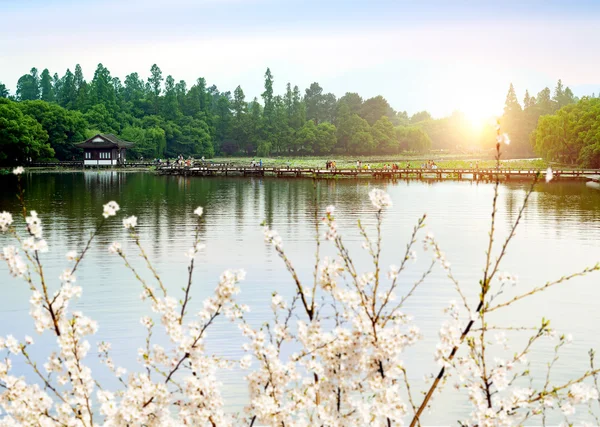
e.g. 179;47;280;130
262;68;274;126
40;69;55;102
503;83;522;114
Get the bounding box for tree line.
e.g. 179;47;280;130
500;80;584;156
0;65;434;163
1;64;594;165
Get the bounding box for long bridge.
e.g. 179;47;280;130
24;161;600;181
157;165;600;181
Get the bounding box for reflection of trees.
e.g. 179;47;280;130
2;174;598;257
502;182;600;233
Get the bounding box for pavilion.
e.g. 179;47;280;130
74;134;134;166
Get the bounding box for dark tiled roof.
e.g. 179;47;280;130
74;134;135;149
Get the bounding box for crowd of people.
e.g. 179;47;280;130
152;157;488;171
154;155;209;167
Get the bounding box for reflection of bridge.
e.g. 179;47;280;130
158;166;600;181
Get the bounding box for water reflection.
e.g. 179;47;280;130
0;172;599;423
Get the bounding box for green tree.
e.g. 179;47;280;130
533;97;600;166
0;82;8;98
314;122;337;154
58;69;76;108
304;82;324;124
337;113;372;154
350;131;374;154
535;87;555;116
18;100;87;160
39;69;54;102
396;126;431;153
84;104;120;133
162;75;179;120
262;68;275;128
148;64;163;113
294;120;317;153
89;64;116;107
359;95;394;126
504;83;522;114
410;111;432;124
16;68;40;101
246;98;263;154
73;64;88;110
371;116;397;153
337;92;363;119
0;99;53;163
229;85;248;153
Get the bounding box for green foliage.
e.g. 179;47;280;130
257;141;272;157
40;69;55;102
0;82;8;98
16;63;584;163
359;96;394;126
16;68;40;101
0;99;54;163
396;126;431;153
314;122;337;154
18;101;87;160
533;97;600;166
371;116;397;154
501;80;579;156
337;113;370;153
409;111;432;124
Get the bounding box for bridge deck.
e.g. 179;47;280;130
156;166;600;180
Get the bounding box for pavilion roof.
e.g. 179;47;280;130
74;134;134;149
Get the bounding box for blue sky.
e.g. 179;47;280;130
1;0;600;120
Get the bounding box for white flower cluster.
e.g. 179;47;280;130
0;211;13;232
423;231;450;270
103;201;120;218
26;211;43;239
368;188;392;210
496;133;511;145
321;206;338;241
263;225;283;249
123;215;138;229
1;192;600;426
1;246;27;278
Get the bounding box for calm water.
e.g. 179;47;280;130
1;171;600;424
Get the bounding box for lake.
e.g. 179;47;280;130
1;171;600;424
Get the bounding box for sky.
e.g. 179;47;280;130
1;0;600;121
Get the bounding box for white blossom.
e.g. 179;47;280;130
122;215;138;229
25;211;43;238
108;242;122;254
194;206;204;217
0;212;13;232
263;226;283;249
65;251;77;261
12;166;24;175
496;133;510;145
2;246;27;278
102;201;120;218
369;188;392;210
59;269;76;283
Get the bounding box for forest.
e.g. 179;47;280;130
0;64;593;164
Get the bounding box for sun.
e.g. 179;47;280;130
442;64;505;130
